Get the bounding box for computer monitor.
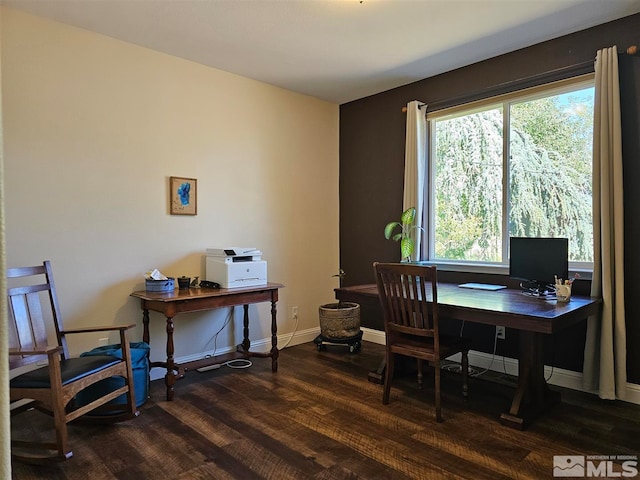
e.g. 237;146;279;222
509;237;569;295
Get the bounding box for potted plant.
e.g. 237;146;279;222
315;269;362;352
384;206;423;262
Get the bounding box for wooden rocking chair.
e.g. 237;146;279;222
7;260;139;464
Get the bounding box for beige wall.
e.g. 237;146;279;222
0;6;11;478
1;7;339;368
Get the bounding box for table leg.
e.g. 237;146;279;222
165;315;176;401
500;331;560;429
270;297;279;372
241;305;251;352
142;308;150;344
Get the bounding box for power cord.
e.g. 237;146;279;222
197;305;301;372
546;335;555;382
201;308;234;357
545;364;555;382
279;308;300;349
197;359;252;373
450;320;554;383
441;320;480;376
197;308;252;373
468;327;499;378
520;282;557;299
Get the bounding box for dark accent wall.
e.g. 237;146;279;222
621;54;640;384
339;14;640;380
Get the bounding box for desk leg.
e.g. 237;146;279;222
368;358;386;384
270;298;279;372
165;315;177;401
500;331;560;429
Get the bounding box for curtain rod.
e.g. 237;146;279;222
401;43;638;113
400;61;592;113
401;103;427;113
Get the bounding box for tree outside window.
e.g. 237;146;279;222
430;81;594;267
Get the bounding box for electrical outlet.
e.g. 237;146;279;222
496;326;506;340
291;306;298;319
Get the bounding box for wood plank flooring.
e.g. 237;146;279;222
10;341;640;479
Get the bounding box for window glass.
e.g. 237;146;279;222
434;106;503;262
429;78;594;268
509;88;594;263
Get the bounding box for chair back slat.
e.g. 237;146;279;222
374;262;439;349
7;261;67;368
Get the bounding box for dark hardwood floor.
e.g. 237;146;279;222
10;341;640;479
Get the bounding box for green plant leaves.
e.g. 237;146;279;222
384;221;401;240
400;207;416;225
400;237;414;261
384;207;420;261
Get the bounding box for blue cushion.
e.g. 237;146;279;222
10;356;121;389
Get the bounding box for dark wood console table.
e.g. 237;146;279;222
335;283;601;430
131;283;283;401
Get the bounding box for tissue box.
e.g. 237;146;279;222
145;278;175;292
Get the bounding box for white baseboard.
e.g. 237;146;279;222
468;351;640;406
361;327;386;345
149;326;640;405
625;383;640;405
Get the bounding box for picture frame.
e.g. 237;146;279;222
170;176;197;215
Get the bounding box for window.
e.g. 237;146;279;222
427;76;594;271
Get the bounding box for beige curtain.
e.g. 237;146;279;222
583;45;627;400
402;100;427;261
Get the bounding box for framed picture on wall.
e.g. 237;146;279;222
170;176;197;215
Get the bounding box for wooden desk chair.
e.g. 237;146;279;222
7;260;139;464
373;262;469;422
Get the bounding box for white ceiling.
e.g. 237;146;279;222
4;0;640;104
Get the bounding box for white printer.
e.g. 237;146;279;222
205;247;267;288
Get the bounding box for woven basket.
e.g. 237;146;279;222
318;302;361;339
145;278;175;292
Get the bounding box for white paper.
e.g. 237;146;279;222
145;269;168;280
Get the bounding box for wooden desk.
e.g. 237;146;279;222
335;283;601;429
131;283;283;401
